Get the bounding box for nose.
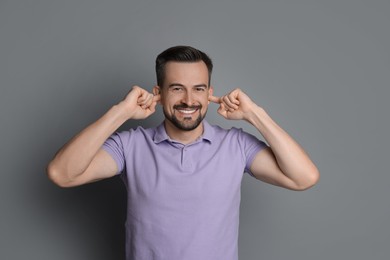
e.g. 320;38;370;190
182;91;194;105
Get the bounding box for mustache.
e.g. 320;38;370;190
173;104;202;110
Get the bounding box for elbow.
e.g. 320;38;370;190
309;166;321;187
46;161;73;188
295;168;320;191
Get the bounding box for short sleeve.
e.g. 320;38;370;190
237;129;268;175
102;132;126;175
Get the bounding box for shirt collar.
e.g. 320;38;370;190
153;120;214;144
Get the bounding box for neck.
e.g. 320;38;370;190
164;120;204;145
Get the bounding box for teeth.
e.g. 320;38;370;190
178;109;196;114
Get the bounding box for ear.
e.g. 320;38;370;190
153;86;162;104
153;85;161;95
208;86;214;104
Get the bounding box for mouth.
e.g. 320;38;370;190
174;105;201;116
177;108;198;115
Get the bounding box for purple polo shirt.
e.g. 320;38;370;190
102;120;266;260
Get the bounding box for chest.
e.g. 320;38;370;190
124;141;246;208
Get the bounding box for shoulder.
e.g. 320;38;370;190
108;125;157;145
206;122;252;147
207;123;250;139
208;122;266;149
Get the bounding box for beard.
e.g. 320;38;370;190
163;104;207;131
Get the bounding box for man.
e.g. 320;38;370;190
47;46;319;260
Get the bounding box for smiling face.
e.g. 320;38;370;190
155;61;213;133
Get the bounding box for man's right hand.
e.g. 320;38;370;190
47;85;161;187
121;85;161;120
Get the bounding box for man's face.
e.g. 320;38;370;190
155;61;213;132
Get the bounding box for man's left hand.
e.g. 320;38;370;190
209;88;258;121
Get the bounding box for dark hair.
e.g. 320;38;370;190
155;45;213;87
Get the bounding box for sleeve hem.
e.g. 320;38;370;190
101;145;123;175
245;144;268;176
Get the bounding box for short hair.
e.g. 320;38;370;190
155;45;213;87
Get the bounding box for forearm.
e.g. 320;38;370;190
47;102;129;182
246;106;319;188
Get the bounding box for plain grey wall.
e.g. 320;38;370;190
1;0;389;259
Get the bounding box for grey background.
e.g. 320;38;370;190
1;0;389;259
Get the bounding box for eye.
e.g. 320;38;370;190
195;87;206;92
171;87;183;92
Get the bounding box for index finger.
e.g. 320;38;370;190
208;95;221;104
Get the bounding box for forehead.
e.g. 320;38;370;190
163;61;209;86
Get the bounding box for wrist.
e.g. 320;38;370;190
109;101;133;124
245;105;270;128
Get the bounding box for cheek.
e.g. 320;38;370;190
161;95;178;109
201;94;210;105
160;94;172;105
159;97;170;111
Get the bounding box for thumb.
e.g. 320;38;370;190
217;103;228;118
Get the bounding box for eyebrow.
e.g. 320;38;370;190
168;83;208;88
